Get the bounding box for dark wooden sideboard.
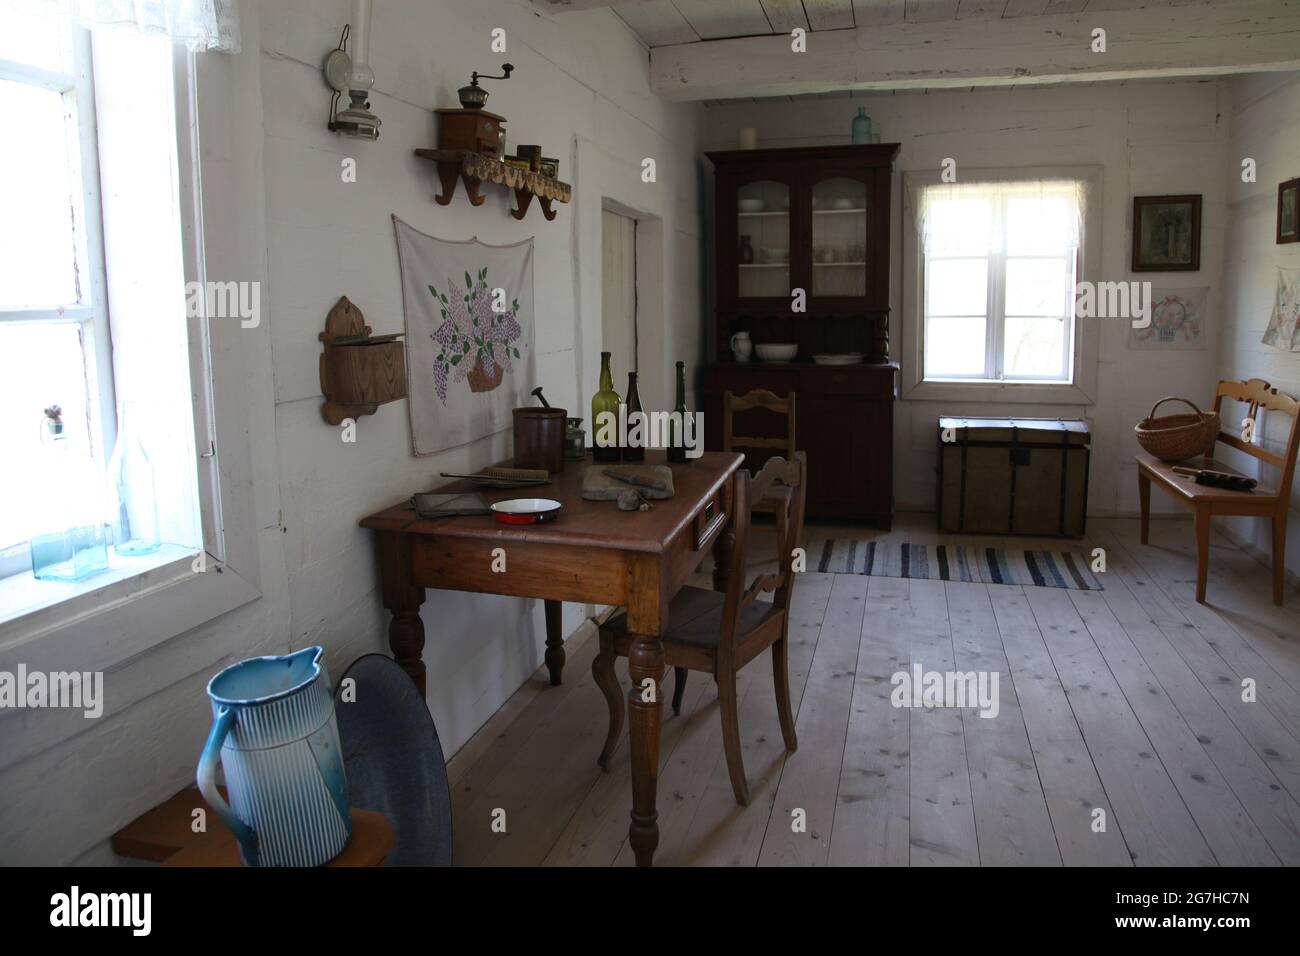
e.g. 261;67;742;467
699;363;896;526
700;143;899;527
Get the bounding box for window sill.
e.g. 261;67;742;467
0;544;194;626
903;379;1095;405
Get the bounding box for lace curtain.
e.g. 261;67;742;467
12;0;240;52
910;177;1087;257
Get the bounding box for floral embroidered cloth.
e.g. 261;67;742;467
393;216;535;455
1262;266;1300;352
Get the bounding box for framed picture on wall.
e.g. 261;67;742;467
1279;178;1299;244
1131;195;1202;271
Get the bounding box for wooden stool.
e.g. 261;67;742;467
113;786;393;867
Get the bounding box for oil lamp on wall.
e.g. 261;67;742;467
324;0;381;140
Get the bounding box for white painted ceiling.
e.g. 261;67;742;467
553;0;1211;48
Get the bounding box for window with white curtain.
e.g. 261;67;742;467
919;180;1084;384
0;0;235;619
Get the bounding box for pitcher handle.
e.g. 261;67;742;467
197;705;260;866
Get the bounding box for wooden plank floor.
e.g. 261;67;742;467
445;513;1300;866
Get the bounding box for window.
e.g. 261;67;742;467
919;180;1083;384
0;18;202;618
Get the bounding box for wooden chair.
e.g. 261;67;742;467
593;452;807;806
1137;378;1300;605
723;389;796;517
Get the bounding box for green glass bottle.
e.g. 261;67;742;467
591;351;621;462
668;361;688;463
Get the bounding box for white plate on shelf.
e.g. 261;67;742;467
812;353;865;366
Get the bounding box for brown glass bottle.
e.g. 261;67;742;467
623;371;644;461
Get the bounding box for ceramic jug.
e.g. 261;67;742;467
197;646;351;866
730;330;753;363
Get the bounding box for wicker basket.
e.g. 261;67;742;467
1135;397;1220;462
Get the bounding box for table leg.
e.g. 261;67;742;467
544;599;564;686
626;631;665;867
377;531;427;695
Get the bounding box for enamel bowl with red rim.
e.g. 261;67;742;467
490;498;562;525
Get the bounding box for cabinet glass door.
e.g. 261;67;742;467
811;177;867;298
737;180;790;299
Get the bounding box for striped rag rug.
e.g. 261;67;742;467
809;540;1103;591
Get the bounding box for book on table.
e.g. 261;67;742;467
411;492;491;518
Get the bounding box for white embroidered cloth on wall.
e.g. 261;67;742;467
1129;286;1208;350
393;216;535;456
1262;266;1300;352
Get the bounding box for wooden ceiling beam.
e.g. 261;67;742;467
649;0;1300;100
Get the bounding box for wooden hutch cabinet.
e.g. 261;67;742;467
699;144;900;527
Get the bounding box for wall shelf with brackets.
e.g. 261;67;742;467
414;148;572;221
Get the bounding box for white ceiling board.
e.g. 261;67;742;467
1086;0;1173;10
852;0;908;25
614;1;700;45
1002;0;1050;15
671;0;775;38
759;0;810;32
650;0;1300;100
956;0;1010;18
803;0;858;29
905;0;961;21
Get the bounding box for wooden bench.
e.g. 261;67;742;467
1137;378;1300;605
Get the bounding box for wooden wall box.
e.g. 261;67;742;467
436;108;505;156
319;296;406;426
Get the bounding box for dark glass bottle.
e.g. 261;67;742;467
668;361;688;463
591;351;620;462
623;371;644;461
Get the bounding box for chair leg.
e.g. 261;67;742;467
671;667;687;715
717;667;750;806
1273;514;1288;606
1138;472;1151;545
772;638;798;753
591;636;623;770
1194;508;1211;604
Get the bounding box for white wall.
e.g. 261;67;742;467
701;81;1232;517
0;0;703;864
1215;72;1300;579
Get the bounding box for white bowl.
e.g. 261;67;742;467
832;197;856;210
738;198;765;213
759;247;788;263
755;343;798;362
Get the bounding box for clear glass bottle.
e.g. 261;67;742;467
591;352;621;462
668;361;688;463
623;371;644;462
107;402;161;555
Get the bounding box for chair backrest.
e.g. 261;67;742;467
718;453;807;664
1212;378;1300;499
723;389;797;463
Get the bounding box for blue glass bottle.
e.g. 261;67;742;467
851;107;873;145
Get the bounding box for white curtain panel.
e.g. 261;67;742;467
911;178;1086;256
11;0;239;52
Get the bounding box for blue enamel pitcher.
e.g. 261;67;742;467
197;646;351;866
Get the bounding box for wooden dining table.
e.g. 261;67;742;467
359;449;743;866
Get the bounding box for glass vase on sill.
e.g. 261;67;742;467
107;402;161;556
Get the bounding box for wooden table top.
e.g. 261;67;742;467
360;450;743;554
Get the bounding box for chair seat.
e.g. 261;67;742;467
602;585;779;650
1137;451;1277;503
